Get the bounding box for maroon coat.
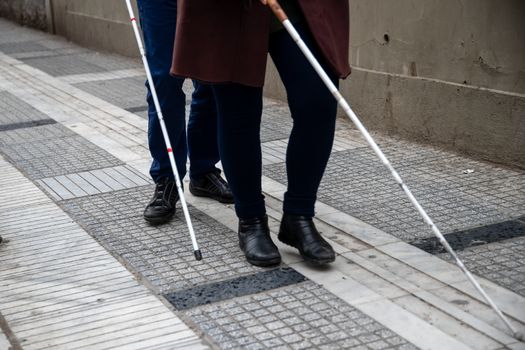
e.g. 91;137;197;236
171;0;350;87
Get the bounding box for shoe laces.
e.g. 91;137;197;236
205;171;229;191
154;178;176;204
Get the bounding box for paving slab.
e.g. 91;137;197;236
264;144;525;242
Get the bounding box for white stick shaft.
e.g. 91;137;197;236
282;19;518;336
124;0;200;254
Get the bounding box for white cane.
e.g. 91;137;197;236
124;0;202;261
266;0;523;341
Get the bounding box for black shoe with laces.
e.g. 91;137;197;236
144;177;179;225
189;170;234;204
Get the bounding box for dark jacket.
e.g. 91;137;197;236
171;0;350;87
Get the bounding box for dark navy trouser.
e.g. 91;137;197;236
137;0;220;183
211;23;339;219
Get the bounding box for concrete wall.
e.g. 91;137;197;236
264;0;525;168
2;0;524;167
0;0;47;30
50;0;138;56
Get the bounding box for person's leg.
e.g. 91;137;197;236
138;0;186;182
269;23;338;217
138;0;185;224
211;84;265;219
188;81;219;178
211;83;280;267
187;81;233;203
269;23;338;264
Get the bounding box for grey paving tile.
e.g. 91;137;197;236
439;236;525;297
0;91;51;125
61;186;263;293
264;142;525;241
0;127;123;179
0;40;48;54
185;281;415;349
0;122;75;145
261;100;293;143
21;54;107;76
74;76;148;111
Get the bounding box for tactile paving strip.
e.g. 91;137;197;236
0;91;52;125
21;54;107;76
184;281;417;350
37;165;152;200
261;101;293;143
264;143;525;241
0;122;74;145
61;186;265;293
74;76;148;110
0;40;48;54
439;236;525;297
0;124;124;179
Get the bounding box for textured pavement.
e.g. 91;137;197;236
0;18;524;350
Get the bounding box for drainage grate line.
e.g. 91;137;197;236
0;119;56;132
411;218;525;254
164;268;307;310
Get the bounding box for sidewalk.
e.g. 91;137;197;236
0;18;524;350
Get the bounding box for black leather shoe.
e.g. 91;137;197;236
190;170;234;204
144;178;179;225
238;216;281;267
279;214;335;265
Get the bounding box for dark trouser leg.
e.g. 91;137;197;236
187;81;221;180
138;0;187;182
211;84;266;219
269;23;339;217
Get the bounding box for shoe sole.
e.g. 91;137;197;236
190;186;234;204
144;212;175;225
246;257;282;267
278;231;335;266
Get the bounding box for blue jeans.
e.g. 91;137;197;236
211;23;338;219
137;0;219;183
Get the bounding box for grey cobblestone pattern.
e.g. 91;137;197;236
21;52;139;77
0;40;48;54
60;185;263;293
0;121;74;145
439;236;525;297
0;123;124;179
74;77;196;120
260;100;356;144
21;53;107;76
0;91;52;125
261;101;294;143
264;140;525;241
74;76;148;111
185;281;417;350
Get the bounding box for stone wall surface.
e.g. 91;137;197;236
0;0;47;30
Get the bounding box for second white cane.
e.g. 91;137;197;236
124;0;202;261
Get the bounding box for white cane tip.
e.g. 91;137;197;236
194;250;202;261
514;332;524;341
